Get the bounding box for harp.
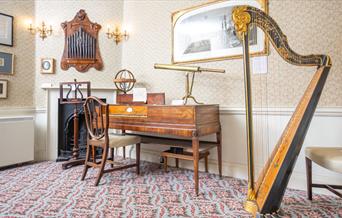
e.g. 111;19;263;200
232;6;332;216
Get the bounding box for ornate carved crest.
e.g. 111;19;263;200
60;10;103;73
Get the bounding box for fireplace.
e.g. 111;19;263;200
57;98;106;162
57;100;87;161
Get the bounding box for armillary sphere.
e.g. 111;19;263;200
113;69;136;93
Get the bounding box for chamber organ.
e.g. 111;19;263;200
66;27;96;59
232;6;332;216
61;9;103;72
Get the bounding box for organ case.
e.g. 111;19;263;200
61;9;103;73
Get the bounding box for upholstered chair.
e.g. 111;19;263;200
305;147;342;199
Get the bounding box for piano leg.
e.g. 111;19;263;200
192;136;200;196
216;129;222;177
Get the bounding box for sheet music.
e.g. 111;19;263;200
171;99;185;105
133;88;147;102
252;56;268;74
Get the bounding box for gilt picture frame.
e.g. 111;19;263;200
172;0;269;64
0;79;8;99
41;58;55;74
0;13;14;47
0;51;14;75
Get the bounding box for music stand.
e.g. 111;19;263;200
59;79;91;169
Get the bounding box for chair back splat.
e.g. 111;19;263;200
84;96;108;140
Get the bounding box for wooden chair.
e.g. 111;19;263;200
305;147;342;199
81;96;141;186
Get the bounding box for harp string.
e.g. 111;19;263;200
249;22;271;190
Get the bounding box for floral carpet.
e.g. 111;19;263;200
0;160;340;217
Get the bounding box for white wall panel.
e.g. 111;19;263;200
0;117;34;167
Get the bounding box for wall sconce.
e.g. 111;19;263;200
106;25;129;45
28;21;52;40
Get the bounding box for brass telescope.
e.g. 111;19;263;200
154;63;225;104
154;63;225;73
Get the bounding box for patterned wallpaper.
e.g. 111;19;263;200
1;0;342;108
122;0;342;107
0;0;35;107
34;0;124;108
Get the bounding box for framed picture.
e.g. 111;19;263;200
172;0;269;64
0;80;8;99
0;51;14;75
0;13;13;47
41;58;55;74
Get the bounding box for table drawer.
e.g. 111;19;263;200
108;105;147;117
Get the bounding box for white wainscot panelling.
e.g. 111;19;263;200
0;116;34;167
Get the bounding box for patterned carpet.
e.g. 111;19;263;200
0;160;340;217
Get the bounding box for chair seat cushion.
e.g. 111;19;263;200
108;134;141;148
305;147;342;173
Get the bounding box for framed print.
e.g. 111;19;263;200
0;80;8;99
0;51;14;75
172;0;268;64
0;13;13;46
41;58;55;74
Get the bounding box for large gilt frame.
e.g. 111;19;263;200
171;0;269;64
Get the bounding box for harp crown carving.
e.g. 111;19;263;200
232;6;250;39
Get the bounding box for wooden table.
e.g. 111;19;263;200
107;104;222;195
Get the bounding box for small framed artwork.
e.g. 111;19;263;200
0;13;14;47
0;51;14;75
0;80;8;99
41;58;55;74
172;0;269;64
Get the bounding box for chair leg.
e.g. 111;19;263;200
306;157;313;200
164;157;168;172
92;146;96;163
205;155;209;173
81;143;91;181
123;146;126;159
216;131;222;177
175;158;179;168
95;147;109;186
110;148;114;168
136;143;140;175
